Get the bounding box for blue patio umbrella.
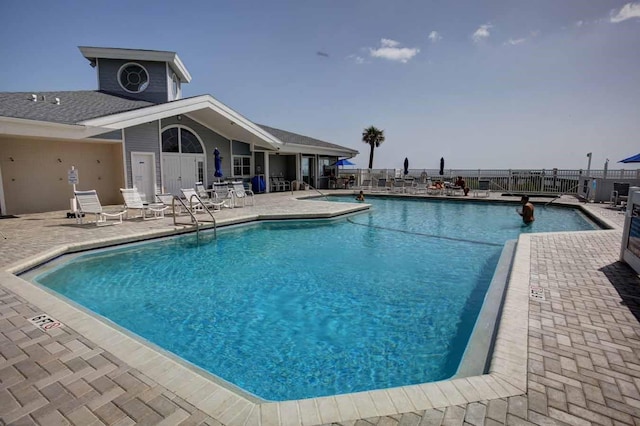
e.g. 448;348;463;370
214;148;223;178
333;158;355;167
403;157;409;175
619;153;640;163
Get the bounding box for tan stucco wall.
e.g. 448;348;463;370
0;137;125;215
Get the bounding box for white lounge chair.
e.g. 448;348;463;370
212;182;235;208
74;190;127;226
120;188;168;220
181;188;225;212
231;181;255;207
474;180;491;198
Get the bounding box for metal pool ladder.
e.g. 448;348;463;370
171;195;217;243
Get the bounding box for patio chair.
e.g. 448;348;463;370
230;181;255;207
412;182;428;194
392;179;405;193
195;182;216;203
356;179;372;191
426;181;444;195
120;188;168;220
181;188;225;212
474;180;491;198
276;177;291;191
74;190;127;226
371;178;388;192
212;182;235;208
611;182;630;208
155;193;181;215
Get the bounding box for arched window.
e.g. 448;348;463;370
161;127;203;154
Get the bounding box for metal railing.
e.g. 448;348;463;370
171;195;217;243
337;168;640;196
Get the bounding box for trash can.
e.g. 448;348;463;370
251;176;265;193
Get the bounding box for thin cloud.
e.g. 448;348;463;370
428;31;442;43
575;20;584;27
610;2;640;23
369;38;420;63
472;24;492;43
347;54;366;64
504;38;526;46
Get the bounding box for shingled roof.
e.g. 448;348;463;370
258;124;357;154
0;91;154;125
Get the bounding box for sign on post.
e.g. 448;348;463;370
68;168;79;185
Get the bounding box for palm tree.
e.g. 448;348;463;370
362;126;385;169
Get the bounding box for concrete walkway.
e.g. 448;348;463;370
1;191;638;425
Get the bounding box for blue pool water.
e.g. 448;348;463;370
33;198;596;401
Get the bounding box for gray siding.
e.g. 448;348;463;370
97;59;168;103
90;130;123;140
162;116;230;185
123;122;161;188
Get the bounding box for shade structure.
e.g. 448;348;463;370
404;157;409;175
214;148;223;178
439;157;445;176
619;153;640;163
333;159;355;167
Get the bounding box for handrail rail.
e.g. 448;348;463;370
189;194;217;240
170;195;217;243
304;183;329;200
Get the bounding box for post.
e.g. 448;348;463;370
68;166;78;213
586;152;592;178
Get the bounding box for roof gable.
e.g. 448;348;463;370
0;91;154;125
258;124;357;154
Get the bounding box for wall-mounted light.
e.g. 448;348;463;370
177;115;182;121
9;157;14;162
57;158;62;163
96;159;101;164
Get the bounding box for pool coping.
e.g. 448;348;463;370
1;197;608;424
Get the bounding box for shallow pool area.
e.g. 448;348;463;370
28;198;597;401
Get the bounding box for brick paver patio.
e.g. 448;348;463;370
1;191;637;425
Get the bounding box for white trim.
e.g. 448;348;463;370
117;62;150;94
0;117;114;140
0;162;5;215
79;46;191;83
232;155;252;178
277;144;357;156
130;151;157;198
78;95;283;151
95;58;100;91
158;121;164;193
121;129;129;189
160;124;207;186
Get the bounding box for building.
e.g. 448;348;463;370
0;46;358;215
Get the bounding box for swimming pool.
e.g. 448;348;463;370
30;197;597;401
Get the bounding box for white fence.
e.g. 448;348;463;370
337;168;640;198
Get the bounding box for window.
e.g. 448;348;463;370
171;73;179;99
233;156;251;177
197;160;204;183
179;129;203;153
162;127;203;153
118;63;149;93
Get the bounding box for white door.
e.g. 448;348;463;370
163;155;182;196
163;154;204;196
180;156;198;191
131;152;155;202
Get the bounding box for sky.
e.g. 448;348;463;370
1;0;639;171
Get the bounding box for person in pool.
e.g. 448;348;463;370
517;195;535;225
356;191;365;202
